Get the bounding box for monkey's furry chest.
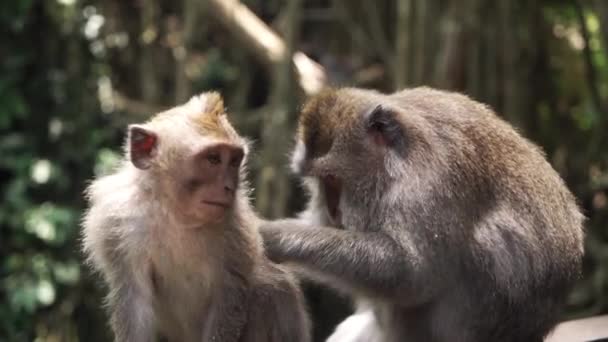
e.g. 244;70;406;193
148;236;222;340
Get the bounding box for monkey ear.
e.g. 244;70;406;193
128;125;158;170
365;105;405;149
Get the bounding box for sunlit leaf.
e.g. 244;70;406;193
94;148;121;176
53;261;81;285
36;279;56;306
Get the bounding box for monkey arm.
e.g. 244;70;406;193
106;276;156;342
100;237;157;342
208;282;249;342
260;220;418;296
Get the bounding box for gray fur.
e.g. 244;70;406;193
261;87;585;342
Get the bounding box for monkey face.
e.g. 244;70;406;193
143;138;245;227
169;142;244;225
292;89;412;228
127;92;248;227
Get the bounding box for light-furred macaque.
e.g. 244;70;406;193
82;92;310;342
261;87;585;342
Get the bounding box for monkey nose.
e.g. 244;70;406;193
223;180;236;192
223;176;237;192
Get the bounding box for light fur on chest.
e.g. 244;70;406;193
148;225;223;340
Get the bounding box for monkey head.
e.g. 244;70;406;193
291;88;432;229
127;92;248;227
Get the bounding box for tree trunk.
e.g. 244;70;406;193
593;0;608;55
433;0;466;90
174;0;201;103
139;0;161;104
574;0;605;115
255;0;302;218
413;0;428;85
394;0;412;90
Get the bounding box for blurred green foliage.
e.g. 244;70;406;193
0;0;607;341
1;1;113;340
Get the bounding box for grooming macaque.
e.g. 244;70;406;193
82;93;309;342
261;87;585;342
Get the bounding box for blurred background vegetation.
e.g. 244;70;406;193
1;0;607;341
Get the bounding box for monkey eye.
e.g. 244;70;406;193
229;149;244;168
229;156;242;168
207;153;221;165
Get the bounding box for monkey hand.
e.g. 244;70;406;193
259;223;289;264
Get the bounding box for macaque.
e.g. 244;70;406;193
82;92;310;342
261;87;585;342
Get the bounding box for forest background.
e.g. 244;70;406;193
1;0;608;340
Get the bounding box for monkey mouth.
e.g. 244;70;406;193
201;200;230;209
322;175;342;224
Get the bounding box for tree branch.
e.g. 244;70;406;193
207;0;326;95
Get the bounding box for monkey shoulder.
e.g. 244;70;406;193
250;260;301;297
243;260;310;342
248;260;307;318
82;167;155;271
86;168;153;228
